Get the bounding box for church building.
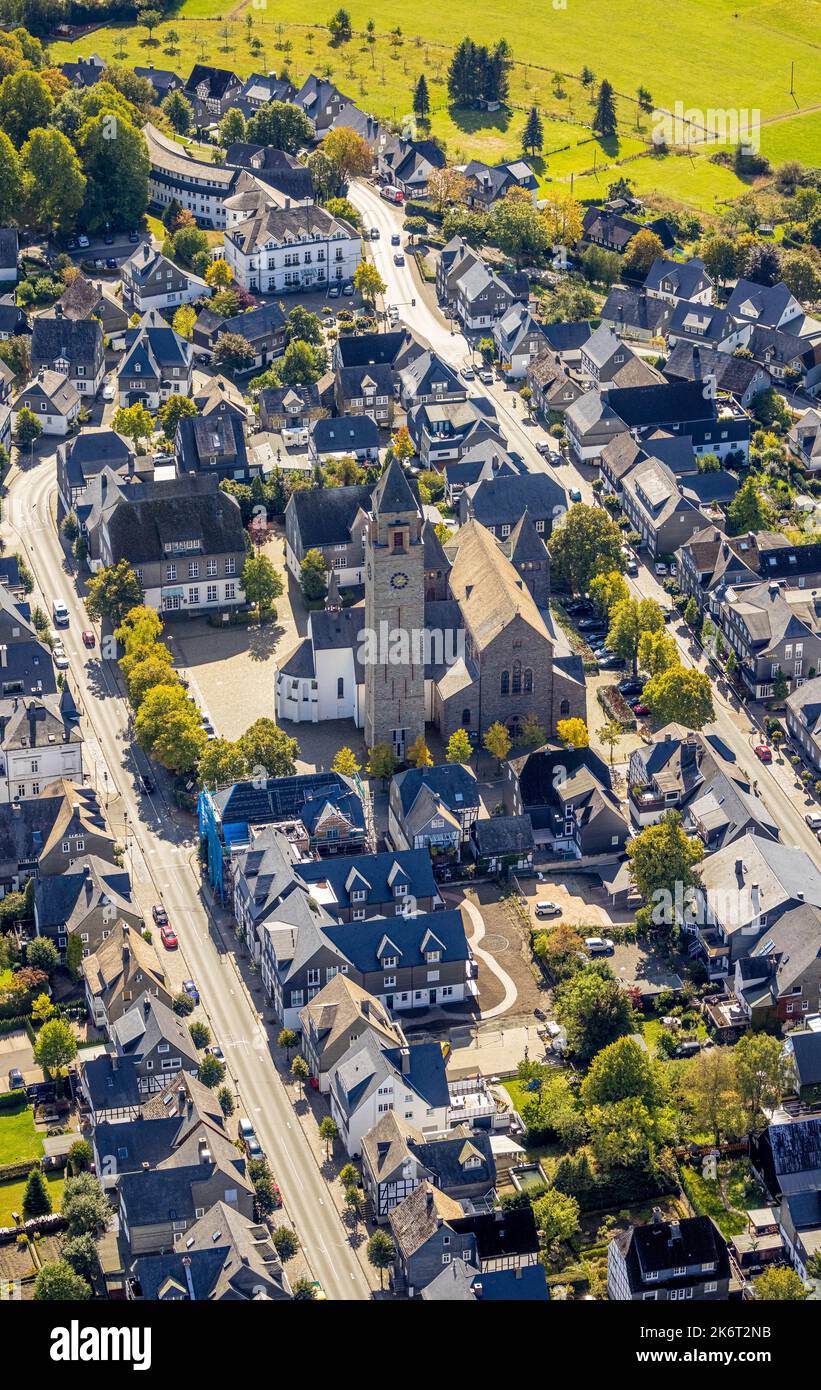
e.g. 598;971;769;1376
275;461;585;748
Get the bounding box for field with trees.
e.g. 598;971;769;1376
42;0;821;215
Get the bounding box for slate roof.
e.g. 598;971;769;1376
644;256;712;299
184;64;241;99
31;316;102;372
607;380;713;428
112;994;200;1069
130;1202;290;1301
372;456;418;515
698;835;821;936
389;1180;465;1258
725;279;802;330
472;814;534;858
312;414;379;454
765;1117;821;1193
0;228;18;272
288;481;371;547
394;763;480;818
228;203;356;254
297;847;437;911
14;371;79;416
410;1127;495;1192
94;474;245;564
787;673;821;737
333;1035;450;1119
323;907;470;974
421;1259;548;1301
449;1207;539;1262
463;470;566;528
0;785;109;873
688;767;778;849
615;1214;730;1293
789;1028;821;1089
664;342;765;395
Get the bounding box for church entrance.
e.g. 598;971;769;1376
507;717;521;741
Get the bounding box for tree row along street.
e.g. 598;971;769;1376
1;457;371;1302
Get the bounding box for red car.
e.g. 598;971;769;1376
152;903;169;926
160;924;178;950
631;702;650;716
81;629;96;648
271;1178;282;1208
754;744;773;763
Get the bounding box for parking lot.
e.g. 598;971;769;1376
518;871;627;931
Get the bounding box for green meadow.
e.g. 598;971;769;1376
47;0;821;214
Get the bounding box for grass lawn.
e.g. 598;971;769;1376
680;1162;747;1237
0;1173;64;1227
46;1;821;213
0;1104;43;1168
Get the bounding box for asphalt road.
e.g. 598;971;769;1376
1;455;371;1302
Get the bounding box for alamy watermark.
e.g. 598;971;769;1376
652;102;761;154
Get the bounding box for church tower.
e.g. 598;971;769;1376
363;459;426;759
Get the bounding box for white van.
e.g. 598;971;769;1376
52;599;69;627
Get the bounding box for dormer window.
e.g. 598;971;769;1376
382;955;398;969
426;950;441;964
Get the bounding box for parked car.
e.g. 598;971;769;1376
128;230;140;244
8;1068;24;1091
105;257;118;270
619;677;644;697
160;924;178;949
102;378;115;402
206;1043;224;1061
53;647;69;670
631;701;650;716
139;773;155;794
152;903;169;926
390;233;401;246
370;227;380;239
393;252;405;266
77;234;90;249
52;598;69;627
461;365;475;380
478;368;494;384
584;936;615;956
805;812;821;831
81;628;96;648
104;231;114;245
535;439;552;455
342;283;354;296
577;616;605;631
626;558;638;576
654;561;667;576
535;900;561;918
182;978;199;1004
754;744;773;763
328;285;340;298
238;1117;263;1160
568;486;582;503
599;654;626;669
567;599;593;616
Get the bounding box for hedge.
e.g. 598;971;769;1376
597;684;637;731
0;1159;39;1183
0;1089;28;1111
0;1017;34;1040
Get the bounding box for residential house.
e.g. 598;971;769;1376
0;780;114;895
31;314;105;398
117;311;193;410
663;341;770;407
753;1115;821;1199
778;1190;821;1281
361;1111;495;1222
787;674;821;770
398;351;465;411
85;472;246;618
329;1037;451;1157
627;724;721;826
56;429;136;518
685;767;779;852
503;743;629;858
105;994;200;1099
443;446;525;505
786;1029;821;1105
144;122;241;230
731;902;821;1027
192;302;286;371
390;1183;539;1296
233;70;297;113
12;370;80;436
470;814;534;875
296;847;439;921
600;286;673;341
462;158;537;211
685;835;821;981
55;274;129;350
118;1130;255;1256
309;414;380;463
421;1258;548;1301
458;470;565;541
607;1212;732;1301
182;64;243;122
127;1201;290;1300
33;855;140;962
378;136;446;198
174;412;251;482
715;578;821;700
525;352;583;419
789;408;821;473
133;65;183;102
407;398;504;469
82;921;171;1031
0;299;29;341
644;257;713;305
198;772;367;898
620;454;718;560
259;381;331;442
299;975;405;1092
59;53;105;88
388;764;481;855
492;303;546;379
580;207;675;255
121;245;210;314
0;691;84;805
194;374;252;426
224;200;361;294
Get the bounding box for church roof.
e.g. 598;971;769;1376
422;519;452;572
504;509;548;565
447;520;549;649
372;458;419;517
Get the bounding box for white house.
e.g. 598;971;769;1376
121;244;210;314
12;371;81;437
329;1034;450;1157
0;694;84;803
224;201;361;295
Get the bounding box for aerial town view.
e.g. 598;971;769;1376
0;0;819;1354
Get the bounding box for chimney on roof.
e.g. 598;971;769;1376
143;996;151;1015
425;1187;433;1216
143;242;150;261
122;923;130;963
651;1206;663;1226
54;303;63;319
198;1138;211;1164
735;858;744;879
400;1047;410;1075
178;1084;187;1115
669;1220;681;1243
